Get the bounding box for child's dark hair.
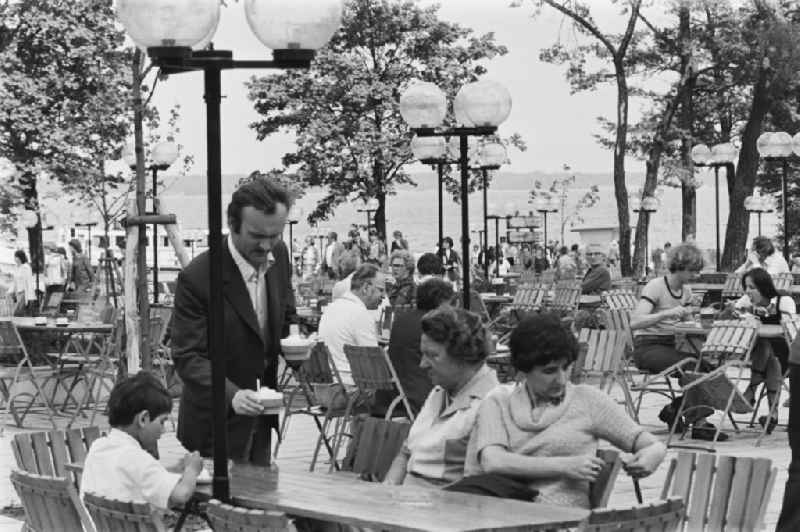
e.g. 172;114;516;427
107;372;172;426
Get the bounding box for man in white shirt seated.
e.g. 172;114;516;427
735;236;790;275
81;372;203;511
318;263;385;384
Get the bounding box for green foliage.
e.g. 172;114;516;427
246;0;512;235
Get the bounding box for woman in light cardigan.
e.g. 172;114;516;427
465;313;666;508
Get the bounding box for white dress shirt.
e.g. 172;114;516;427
317;291;378;385
228;235;272;332
735;251;790;275
80;429;181;510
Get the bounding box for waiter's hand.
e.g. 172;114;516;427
232;389;263;416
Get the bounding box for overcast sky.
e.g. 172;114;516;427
139;0;672;179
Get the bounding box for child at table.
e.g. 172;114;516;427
80;372;203;511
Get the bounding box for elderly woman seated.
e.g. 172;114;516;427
384;307;499;487
388;249;416;306
465;313;666;508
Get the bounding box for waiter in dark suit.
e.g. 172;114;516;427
171;177;296;466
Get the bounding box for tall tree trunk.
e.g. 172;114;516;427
720;68;770;269
613;61;632;276
133;49;150;370
679;6;696;241
22;171;43;300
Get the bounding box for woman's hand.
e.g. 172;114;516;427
665;306;691;320
561;455;607;481
623;442;666;479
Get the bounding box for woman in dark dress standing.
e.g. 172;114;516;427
437;236;460;284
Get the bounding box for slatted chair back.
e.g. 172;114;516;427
537;270;556;287
578;497;685;532
721;273;743;300
608;263;622;281
589;449;623;509
602;308;634;349
0;296;15;317
520;270;538;283
549;285;581;315
12;427;102;482
782;314;800;346
510;286;546;310
699;319;759;365
40;291;65;316
206;499;294;532
10;470;95;532
342;414;412;482
601;289;638;311
302;341;338;385
574;329;629;382
773;272;794;292
661;452;776;531
343;345;413;421
83;492;166;532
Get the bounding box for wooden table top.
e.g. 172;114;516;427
690;282;800;295
478;293;514;303
672;322;783;339
195;464;589;532
11;317;113;333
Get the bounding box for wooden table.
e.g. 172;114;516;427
578;294;602;308
672;322;783;339
13;317;113;334
194;464;589;531
479;293;514;304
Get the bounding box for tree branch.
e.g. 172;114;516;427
542;0;618;56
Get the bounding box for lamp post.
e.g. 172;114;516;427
691;143;737;271
287;206;303;269
756;131;799;261
123;140;179;304
632;196;659;276
472;141;506;279
744;192;775;237
357;198;379;230
411;136;452;255
116;0;342;501
400;79;512;308
532;196;558;253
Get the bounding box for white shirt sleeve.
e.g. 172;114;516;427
353;308;379;347
779;296;797;315
127;449;181;510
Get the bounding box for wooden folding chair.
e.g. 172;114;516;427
82;492;166;532
331;345;414;472
668;320;759;450
206;499;295;532
721;273;743;301
602;308;634;349
341;414;411;482
589;448;623;509
0;318;57;432
773;272;793;292
601;289;638;311
40;290;65;316
10;469;96;532
699;272;727;285
11;427;103;489
0;296;15;317
275;342;351;471
661;451;776;531
574;329;637;420
578;497;684;532
548;284;581;317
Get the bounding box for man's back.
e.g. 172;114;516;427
318;291;378;384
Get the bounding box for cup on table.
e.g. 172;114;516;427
66;309;76;322
700;309;715;329
34;316;47;326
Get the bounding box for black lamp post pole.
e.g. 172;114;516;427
482;169;489;279
634;208;657;275
714;166;720;271
782;159;789;261
288;220;298;267
151;166;160;304
438;163;444;254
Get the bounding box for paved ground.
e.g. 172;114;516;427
0;374;792;530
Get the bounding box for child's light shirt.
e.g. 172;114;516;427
80;428;180;510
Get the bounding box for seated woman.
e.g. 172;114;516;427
387;249;416;306
736;236;790;275
384;307;499;488
630;242;724;441
734;267;795;432
465;313;666;508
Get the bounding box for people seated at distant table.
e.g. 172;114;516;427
466;314;666;508
735;236;790;275
580;243;611;295
387;249;416;306
555;246;576;281
81;372;203;511
318;264;385;384
375;278;455;417
733;267;796;432
630;242;725;441
384;307;499;488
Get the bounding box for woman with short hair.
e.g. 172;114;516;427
387;249;416;306
630;242;723;440
736;236;790;275
384;307;498;487
466;313;666;508
12;249;35;316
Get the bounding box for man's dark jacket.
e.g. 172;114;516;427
171;239;295;463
